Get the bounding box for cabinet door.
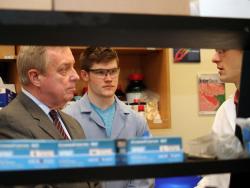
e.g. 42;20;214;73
0;45;19;92
0;45;15;59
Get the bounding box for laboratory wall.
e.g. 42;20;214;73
151;49;236;148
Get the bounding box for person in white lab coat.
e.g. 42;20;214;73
195;49;243;188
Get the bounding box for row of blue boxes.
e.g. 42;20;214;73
0;137;184;171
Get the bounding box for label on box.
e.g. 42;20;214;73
126;137;184;165
58;140;116;168
0;140;57;171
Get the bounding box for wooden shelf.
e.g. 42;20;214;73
71;47;162;54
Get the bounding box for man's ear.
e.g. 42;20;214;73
27;69;42;87
80;70;89;82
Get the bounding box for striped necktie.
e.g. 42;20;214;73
49;110;69;139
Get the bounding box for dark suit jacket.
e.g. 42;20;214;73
0;92;101;188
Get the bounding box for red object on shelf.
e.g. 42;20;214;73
138;105;145;112
129;73;144;81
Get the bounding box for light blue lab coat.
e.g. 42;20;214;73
63;94;154;188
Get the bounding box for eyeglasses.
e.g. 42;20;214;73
88;67;120;78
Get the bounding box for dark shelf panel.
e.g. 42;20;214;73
0;158;250;185
0;10;250;49
0;59;16;63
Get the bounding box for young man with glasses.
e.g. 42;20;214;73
63;47;153;188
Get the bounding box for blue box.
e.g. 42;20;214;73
57;139;116;168
126;137;184;165
115;139;128;166
0;140;58;171
0;88;16;107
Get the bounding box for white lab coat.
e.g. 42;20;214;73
195;96;236;188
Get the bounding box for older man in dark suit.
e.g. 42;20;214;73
0;46;100;188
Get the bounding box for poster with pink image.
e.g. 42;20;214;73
198;73;225;115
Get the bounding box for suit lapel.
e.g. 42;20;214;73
59;111;76;139
19;92;63;139
36;112;63;139
59;111;85;139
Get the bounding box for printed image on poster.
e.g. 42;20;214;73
198;73;225;115
174;48;200;63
